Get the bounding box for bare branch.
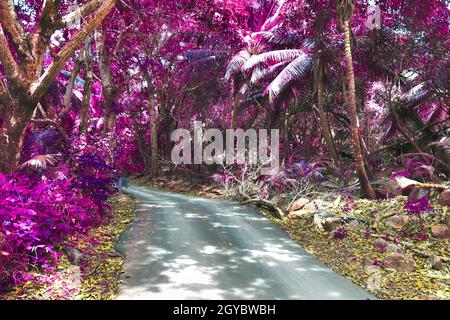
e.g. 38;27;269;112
0;24;26;86
30;0;117;101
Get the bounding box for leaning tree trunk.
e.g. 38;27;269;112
63;52;83;114
343;20;376;199
317;65;340;167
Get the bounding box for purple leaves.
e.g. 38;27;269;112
404;197;434;215
332;227;348;240
0;153;116;287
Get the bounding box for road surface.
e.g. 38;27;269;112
115;184;376;300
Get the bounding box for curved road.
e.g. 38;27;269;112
115;184;375;300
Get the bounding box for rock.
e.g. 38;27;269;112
303;200;327;213
385;215;409;230
430;255;443;270
431;225;450;240
288;210;310;219
288;198;310;212
438;189;450;207
373;238;388;251
382;253;416;272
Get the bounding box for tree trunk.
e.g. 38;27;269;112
231;96;238;129
0;0;117;173
283;109;290;162
148;93;158;178
80;37;93;133
343;20;376;199
132;113;151;174
0;101;35;173
63;52;83;114
317;65;340;167
96;29;116;134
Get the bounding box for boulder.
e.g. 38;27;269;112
438;189;450;207
430;255;443;270
382;253;416;272
431;225;450;240
288;198;310;212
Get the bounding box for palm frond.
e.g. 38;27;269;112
20;154;60;170
225;50;251;81
264;53;312;102
265;29;303;47
242;49;304;73
402;82;431;108
250;61;289;84
260;0;286;32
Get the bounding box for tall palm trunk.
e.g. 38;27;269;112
317;64;340;167
343;19;376;199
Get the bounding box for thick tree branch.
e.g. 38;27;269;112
30;0;117;101
0;25;26;86
0;0;29;57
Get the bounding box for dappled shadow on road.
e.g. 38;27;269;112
115;185;374;300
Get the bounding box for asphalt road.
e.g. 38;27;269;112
115;184;376;300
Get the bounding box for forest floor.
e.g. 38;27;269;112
0;194;137;300
131;174;450;300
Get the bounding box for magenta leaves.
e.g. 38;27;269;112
0;153;116;289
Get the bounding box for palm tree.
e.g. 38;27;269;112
338;0;376;199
